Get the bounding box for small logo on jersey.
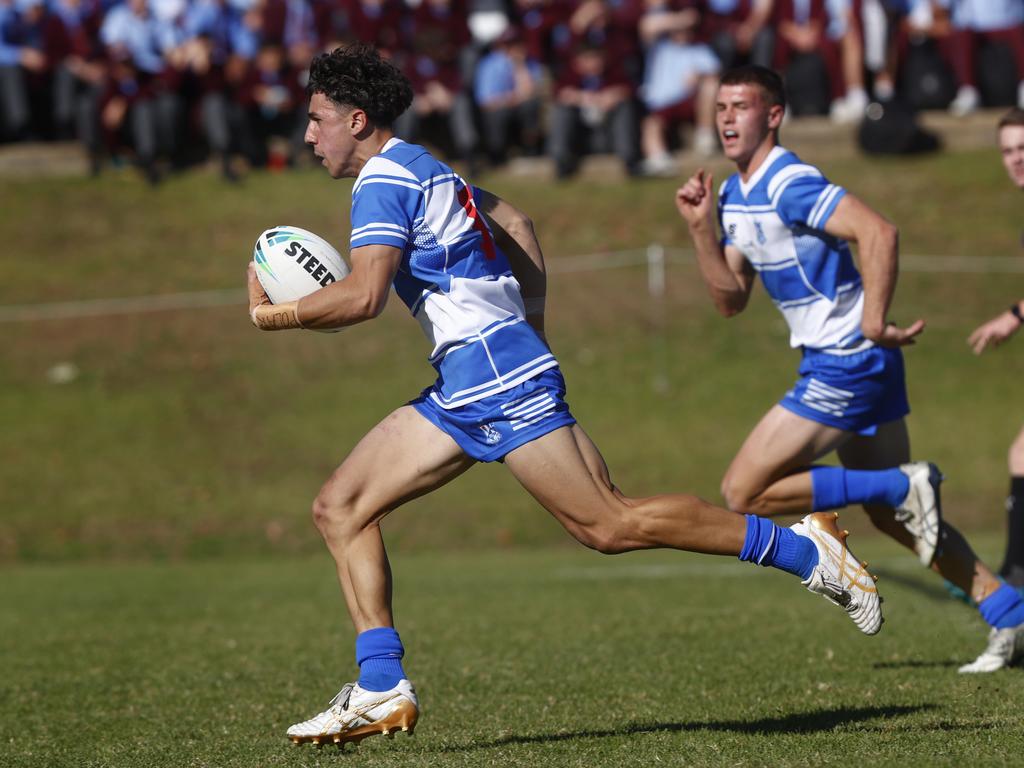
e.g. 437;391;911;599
480;423;503;445
727;223;737;238
754;221;767;245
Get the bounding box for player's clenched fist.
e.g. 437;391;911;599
675;169;715;229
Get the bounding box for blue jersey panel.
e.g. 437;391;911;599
774;173;846;230
350;175;421;251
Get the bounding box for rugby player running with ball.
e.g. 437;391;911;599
248;45;884;748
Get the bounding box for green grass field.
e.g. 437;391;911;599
2;540;1023;768
2;146;1024;766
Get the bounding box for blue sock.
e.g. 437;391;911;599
356;627;406;692
738;514;818;579
811;466;909;511
978;583;1024;629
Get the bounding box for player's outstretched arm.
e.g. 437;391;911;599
474;188;548;341
968;301;1024;354
675;169;755;316
824;193;924;347
247;244;402;331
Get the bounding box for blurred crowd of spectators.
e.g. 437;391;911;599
2;0;1023;183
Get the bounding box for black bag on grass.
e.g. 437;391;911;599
784;53;831;116
857;100;940;155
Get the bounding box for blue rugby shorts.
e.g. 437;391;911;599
779;345;910;436
410;367;577;462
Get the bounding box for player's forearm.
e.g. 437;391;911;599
477;192;547;305
856;222;900;339
688;223;748;316
499;214;546;294
485;206;548;343
499;219;548;337
296;278;389;329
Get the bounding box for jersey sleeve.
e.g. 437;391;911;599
349;163;423;251
774;173;847;231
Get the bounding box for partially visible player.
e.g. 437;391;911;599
248;44;884;749
674;66;1024;674
966;107;1024;591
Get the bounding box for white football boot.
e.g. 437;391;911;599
894;462;943;567
958;625;1024;674
287;679;418;747
793;512;883;635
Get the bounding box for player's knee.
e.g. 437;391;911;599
578;523;629;555
311;488;361;539
721;477;757;515
562;506;630;554
310;494;336;535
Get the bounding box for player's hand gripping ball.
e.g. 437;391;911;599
252;225;350;304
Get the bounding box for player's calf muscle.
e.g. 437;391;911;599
557;493;713;554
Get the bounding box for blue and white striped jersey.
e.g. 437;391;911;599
350;138;557;409
718;145;868;354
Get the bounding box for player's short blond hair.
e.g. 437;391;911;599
998;108;1024;132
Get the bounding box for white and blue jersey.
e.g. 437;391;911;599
719;145;866;355
718;145;909;432
350;137;558;410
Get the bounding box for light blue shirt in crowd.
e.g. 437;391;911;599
100;3;179;73
946;0;1024;31
641;40;719;110
473;50;541;107
0;2;20;67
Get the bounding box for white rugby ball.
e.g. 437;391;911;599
253;225;350;305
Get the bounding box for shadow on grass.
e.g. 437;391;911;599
872;659;961;670
441;704;938;751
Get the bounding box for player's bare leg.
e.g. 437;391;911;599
312;406;473;630
837;419;1024;671
721;405;849;516
506;423;744;554
837;420;999;598
722;408;942;564
504;424;883;634
288;406;474;747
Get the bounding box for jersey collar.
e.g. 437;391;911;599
739;145;788;198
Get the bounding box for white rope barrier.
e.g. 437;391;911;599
2;248;1021;323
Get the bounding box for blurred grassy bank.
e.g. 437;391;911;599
1;147;1021;561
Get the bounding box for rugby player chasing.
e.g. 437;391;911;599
676;66;1024;674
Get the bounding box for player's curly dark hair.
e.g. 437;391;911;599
307;44;413;128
